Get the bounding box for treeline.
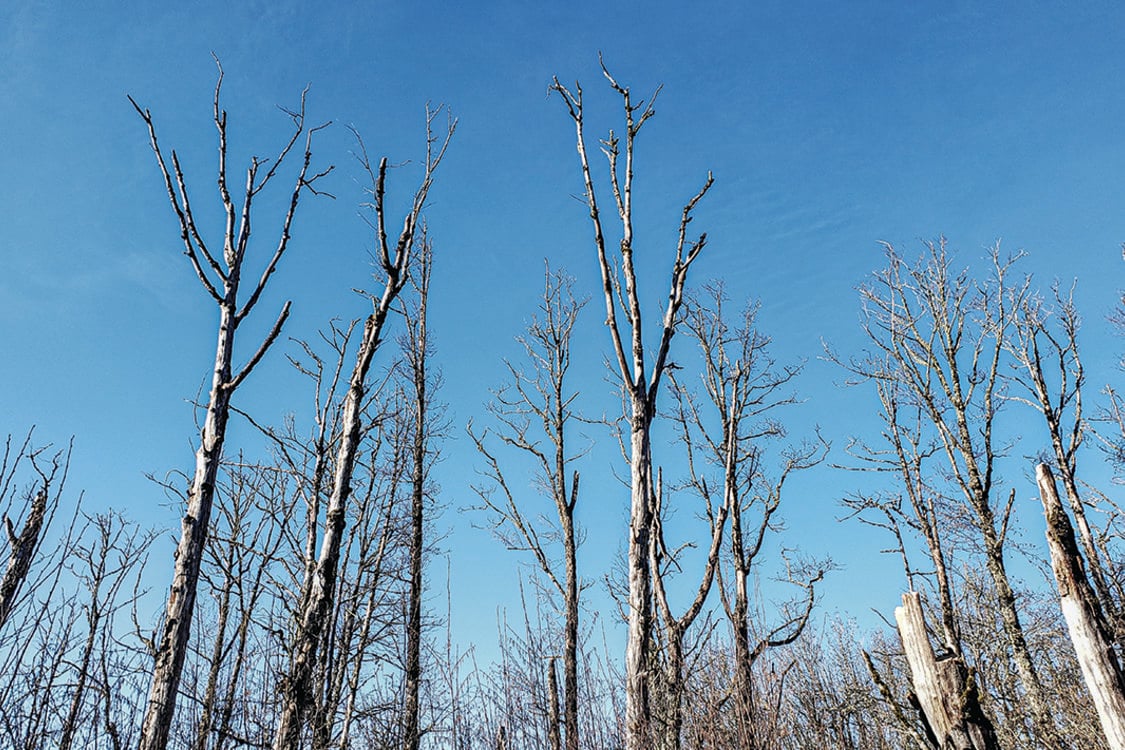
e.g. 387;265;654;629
1;61;1123;750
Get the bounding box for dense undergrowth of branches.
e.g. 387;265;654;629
4;62;1125;750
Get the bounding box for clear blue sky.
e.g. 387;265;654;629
3;1;1124;649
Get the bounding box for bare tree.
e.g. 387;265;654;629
271;110;454;750
668;286;825;748
1006;282;1123;636
469;264;586;750
551;60;713;750
837;240;1058;745
130;59;331;750
648;468;727;750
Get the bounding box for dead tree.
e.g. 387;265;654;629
0;433;69;634
670;286;825;747
648;468;728;750
1036;464;1125;750
130;59;331;750
271;110;454;750
895;591;999;750
1006;283;1122;637
469;265;586;750
839;240;1058;744
551;60;713;750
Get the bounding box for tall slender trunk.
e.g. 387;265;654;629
562;506;579;750
141;302;236;750
625;408;654;750
402;346;426;750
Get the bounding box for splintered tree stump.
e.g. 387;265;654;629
895;592;998;750
1037;463;1125;750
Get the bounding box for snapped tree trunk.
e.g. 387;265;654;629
895;591;998;750
1037;463;1125;750
0;488;47;632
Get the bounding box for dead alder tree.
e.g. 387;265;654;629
671;286;826;748
470;265;587;750
1006;283;1124;637
130;59;331;750
647;467;727;750
401;240;443;750
551;60;713;750
1037;464;1125;750
271;109;454;750
0;432;71;634
837;240;1059;745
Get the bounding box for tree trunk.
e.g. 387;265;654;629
548;656;562;750
0;488;47;632
1037;463;1125;750
402;355;426;750
562;505;580;750
731;573;758;750
895;591;998;750
625;409;654;750
141;303;236;750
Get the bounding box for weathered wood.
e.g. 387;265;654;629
0;489;47;632
1037;463;1125;750
895;592;998;750
133;63;325;749
548;656;562;750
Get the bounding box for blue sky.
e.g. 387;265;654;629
3;0;1125;650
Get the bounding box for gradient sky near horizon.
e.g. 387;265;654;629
3;1;1125;653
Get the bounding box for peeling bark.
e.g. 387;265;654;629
1037;463;1125;750
895;591;998;750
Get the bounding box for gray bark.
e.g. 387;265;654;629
271;113;452;750
1037;463;1125;750
551;64;712;750
132;64;324;750
895;592;998;750
0;489;46;632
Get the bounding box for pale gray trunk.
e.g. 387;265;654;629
271;314;382;750
140;303;236;750
895;592;998;750
1037;464;1125;750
